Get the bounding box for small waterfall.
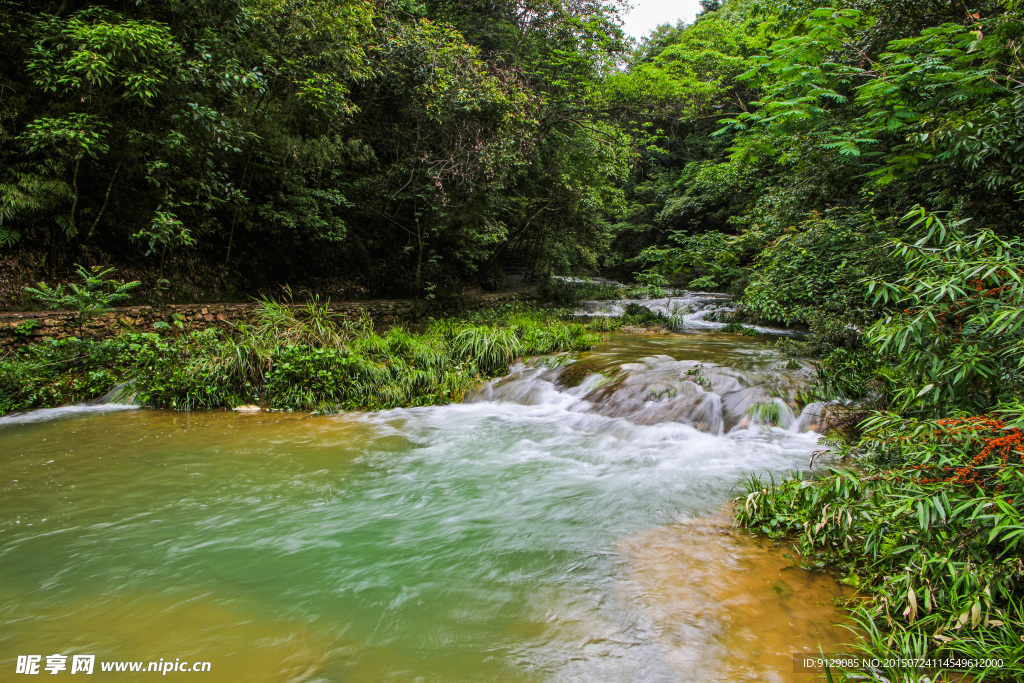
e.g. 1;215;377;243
467;354;829;435
793;401;837;433
0;382;141;427
574;291;801;335
91;381;140;406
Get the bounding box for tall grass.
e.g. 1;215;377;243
0;301;602;415
448;325;524;375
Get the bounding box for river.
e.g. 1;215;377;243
0;319;853;681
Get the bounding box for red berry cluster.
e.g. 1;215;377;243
873;416;1022;496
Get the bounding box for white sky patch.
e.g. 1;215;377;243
619;0;704;39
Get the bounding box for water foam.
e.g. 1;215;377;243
467;353;827;437
575;291;801;336
0;402;138;427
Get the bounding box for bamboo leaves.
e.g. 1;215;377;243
865;209;1024;413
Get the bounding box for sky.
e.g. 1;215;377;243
619;0;704;39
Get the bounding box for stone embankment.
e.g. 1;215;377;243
0;293;531;347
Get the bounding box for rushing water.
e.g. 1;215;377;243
575;290;800;336
0;329;851;681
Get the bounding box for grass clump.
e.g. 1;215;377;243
0;299;600;415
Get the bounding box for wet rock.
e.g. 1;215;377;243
470;352;821;436
793;402;839;434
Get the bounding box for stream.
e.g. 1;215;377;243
0;299;852;682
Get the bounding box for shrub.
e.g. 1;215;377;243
735;409;1024;683
23;265;140;334
865;209;1024;415
742;213;894;327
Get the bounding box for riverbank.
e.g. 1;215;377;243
0;291;537;349
733;416;1024;683
3;292;742;417
0;301;604;416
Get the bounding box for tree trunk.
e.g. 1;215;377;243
86;162;119;241
69;155;81;231
413;216;424;321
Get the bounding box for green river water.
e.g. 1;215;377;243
1;332;851;682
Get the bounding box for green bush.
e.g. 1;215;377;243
637;230;747;292
734;210;1024;682
865;209;1024;415
735;410;1024;683
0;336;138;412
742;213;894;327
0;303;602;416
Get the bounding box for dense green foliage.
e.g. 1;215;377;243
5;0;1024;677
0;300;599;414
731;206;1024;681
619;1;1023;300
3;1;1022;302
867;211;1024;414
737;413;1024;683
8;1;1020;303
0;0;636;299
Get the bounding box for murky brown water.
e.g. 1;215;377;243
619;515;853;682
0;331;853;681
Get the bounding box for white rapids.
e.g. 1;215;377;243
575;291;800;335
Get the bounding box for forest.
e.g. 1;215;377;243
2;0;1024;681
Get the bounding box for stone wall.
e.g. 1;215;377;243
0;293;532;347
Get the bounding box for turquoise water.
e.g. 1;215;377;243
0;333;847;681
